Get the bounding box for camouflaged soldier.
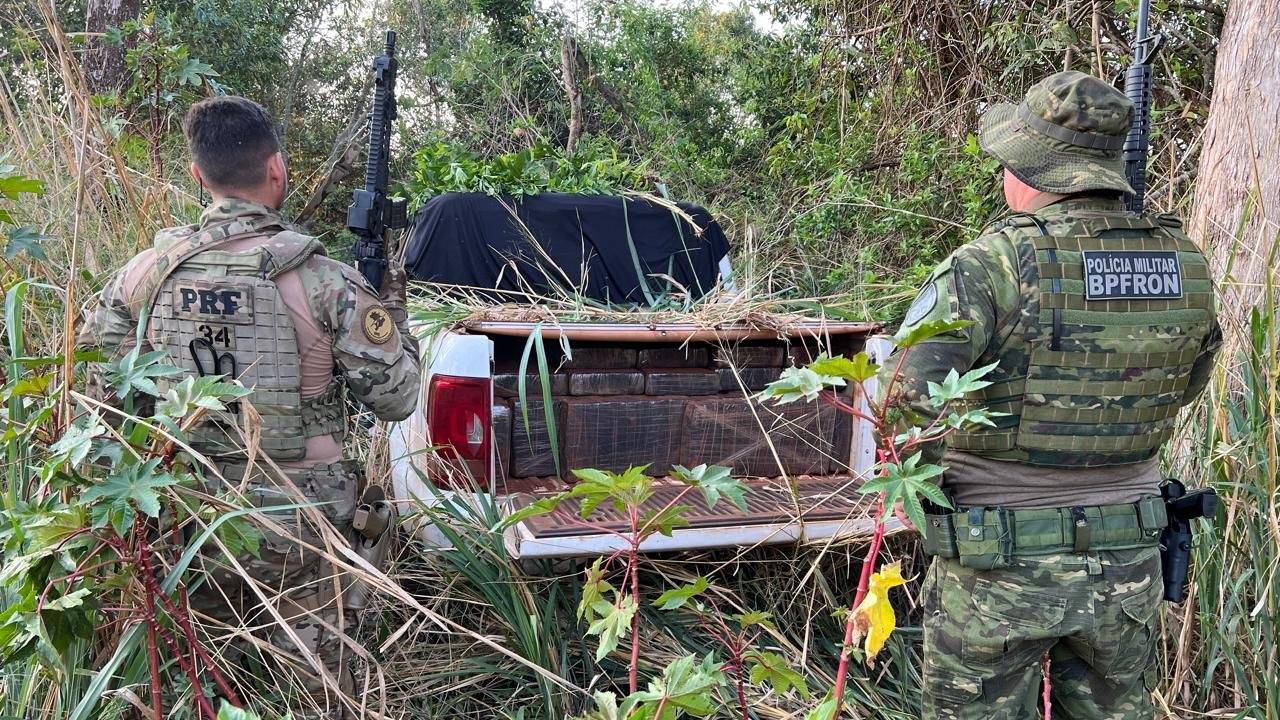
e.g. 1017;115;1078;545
78;96;421;717
878;71;1222;719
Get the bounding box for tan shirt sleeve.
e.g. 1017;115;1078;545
297;256;422;422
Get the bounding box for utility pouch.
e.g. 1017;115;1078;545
952;507;1013;570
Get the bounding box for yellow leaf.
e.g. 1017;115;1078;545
850;562;908;662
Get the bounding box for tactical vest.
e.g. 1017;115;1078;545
136;220;347;462
951;210;1215;467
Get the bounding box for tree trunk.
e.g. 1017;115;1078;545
561;35;583;155
1188;0;1280;289
83;0;141;95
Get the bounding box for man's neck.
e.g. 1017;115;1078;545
1021;191;1070;213
209;191;279;210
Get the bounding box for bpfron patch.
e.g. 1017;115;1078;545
903;283;938;327
362;307;394;344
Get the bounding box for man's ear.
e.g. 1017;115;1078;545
267;152;286;186
190;162;204;187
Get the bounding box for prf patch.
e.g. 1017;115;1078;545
1081;250;1183;300
362;306;394;344
171;281;255;324
903;283;938;327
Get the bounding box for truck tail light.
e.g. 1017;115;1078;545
426;374;491;488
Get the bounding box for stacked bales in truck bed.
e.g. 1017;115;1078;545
493;340;854;482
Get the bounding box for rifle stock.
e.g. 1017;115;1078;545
347;30;407;291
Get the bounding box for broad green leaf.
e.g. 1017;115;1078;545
42;588;91;612
758;366;843;405
48;421;105;467
926;361;1000;407
804;691;839;720
622;654;726;719
578;558;615;622
735;610;774;629
639;503;693;538
80;459;177;534
104;347;183;399
501;494;566;529
217;702;262;720
653;576;708;610
809;352;879;382
671;464;746;512
893;318;972;348
573;692;623;720
0;174;43;200
176;59;218;86
746;650;810;698
585;595;637;662
860;453;950;529
5;225;50;260
154;375;251;419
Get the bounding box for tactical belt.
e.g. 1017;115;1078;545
921;496;1166;569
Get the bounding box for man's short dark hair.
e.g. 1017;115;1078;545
182;96;280;190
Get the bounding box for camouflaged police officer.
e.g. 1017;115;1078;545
878;71;1222;719
78;96;421;718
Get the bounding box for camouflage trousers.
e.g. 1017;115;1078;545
190;461;361;720
921;546;1162;719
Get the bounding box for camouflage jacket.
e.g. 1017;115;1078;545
78;198;421;426
878;195;1222;467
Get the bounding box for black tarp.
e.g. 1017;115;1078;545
403;192;729;304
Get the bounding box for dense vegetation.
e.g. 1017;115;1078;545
3;0;1276;718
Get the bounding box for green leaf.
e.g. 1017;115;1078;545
176;58;218;86
0;174;44;200
217;702;262;720
735;610;774;629
569;466;652;518
671;464;746;512
80;459;177;534
578;558;615;622
5;225;50;260
860;452;950;528
639;503;692;538
893;318;972;348
501;494;566;529
154;374;251;419
42;588;91;612
808;352;879;382
926;361;1000;407
804;691;839;720
746;650;810;698
585;595;637;662
48;421;105;467
758;366;842;405
104;346;183;399
653;576;708;610
622;654;726;719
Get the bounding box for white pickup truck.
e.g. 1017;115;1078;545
388;320;892;558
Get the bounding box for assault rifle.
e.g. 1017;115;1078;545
347;30;407;292
1122;0;1165;214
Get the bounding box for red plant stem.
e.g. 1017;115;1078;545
737;669;749;720
830;494;887;719
154;621;218;720
1042;653;1053;719
139;541;164;720
178;586;243;706
628;503;641;695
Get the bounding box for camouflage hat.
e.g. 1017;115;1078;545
980;71;1136;196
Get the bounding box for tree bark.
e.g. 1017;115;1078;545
561;35;583;155
1188;0;1280;290
83;0;141;95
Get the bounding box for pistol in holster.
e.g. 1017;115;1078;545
345;485;397;612
1160;478;1218;604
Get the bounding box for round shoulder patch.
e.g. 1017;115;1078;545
362;307;395;345
903;283;938;328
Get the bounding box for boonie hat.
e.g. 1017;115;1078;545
980;70;1136;196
